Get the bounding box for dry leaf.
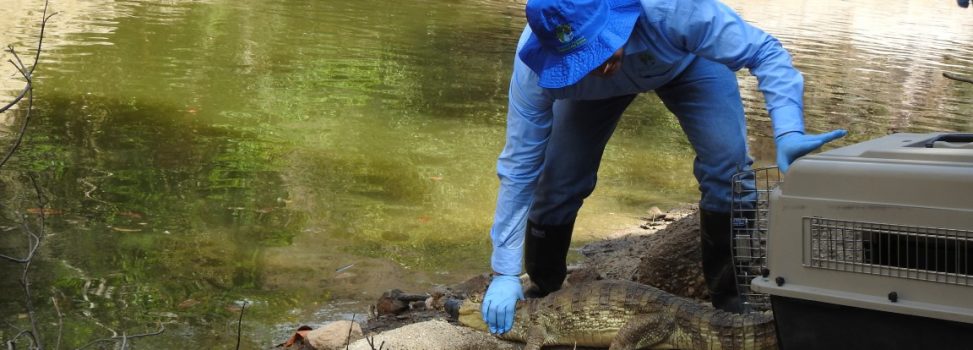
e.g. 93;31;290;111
278;325;313;348
177;299;200;309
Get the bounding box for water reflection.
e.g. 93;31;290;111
0;94;307;347
0;0;972;347
727;0;973;160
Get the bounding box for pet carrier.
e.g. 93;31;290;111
745;133;973;349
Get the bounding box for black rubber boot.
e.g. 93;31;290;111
700;209;748;313
523;219;574;298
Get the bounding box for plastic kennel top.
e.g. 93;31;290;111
750;133;973;327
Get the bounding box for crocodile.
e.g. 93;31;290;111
453;279;776;350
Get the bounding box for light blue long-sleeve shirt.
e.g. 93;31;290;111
490;0;806;276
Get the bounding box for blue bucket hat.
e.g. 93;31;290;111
519;0;642;89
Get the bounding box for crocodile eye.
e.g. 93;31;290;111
468;293;484;303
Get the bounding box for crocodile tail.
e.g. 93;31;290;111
704;309;777;350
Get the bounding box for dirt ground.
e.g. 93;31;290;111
309;205;710;350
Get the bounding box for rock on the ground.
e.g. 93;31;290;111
449;273;491;298
645;206;666;221
346;320;522;350
307;320;364;350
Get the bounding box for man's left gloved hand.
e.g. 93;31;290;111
775;130;848;173
481;274;524;335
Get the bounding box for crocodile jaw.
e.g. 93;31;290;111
457;301;490;333
457;299;531;341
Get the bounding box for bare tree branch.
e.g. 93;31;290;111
1;2;52;349
30;1;55;78
19;223;42;350
0;0;57;169
0;1;55;115
0;84;30;114
0;11;50;170
1;1;163;348
50;295;62;350
8;47;29;79
235;301;248;350
10;329;36;349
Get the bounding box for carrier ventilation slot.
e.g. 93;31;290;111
805;217;973;286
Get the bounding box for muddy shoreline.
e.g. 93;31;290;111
288;205;711;350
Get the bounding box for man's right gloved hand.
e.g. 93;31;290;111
481;274;523;334
775;130;847;173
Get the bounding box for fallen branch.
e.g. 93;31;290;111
944;71;973;84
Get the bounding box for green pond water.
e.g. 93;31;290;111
0;0;972;348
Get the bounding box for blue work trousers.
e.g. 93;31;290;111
528;57;753;225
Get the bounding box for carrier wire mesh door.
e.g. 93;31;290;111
730;167;781;311
806;217;973;285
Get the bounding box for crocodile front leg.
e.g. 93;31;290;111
524;324;549;350
609;313;675;350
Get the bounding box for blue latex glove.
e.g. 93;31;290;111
481;274;524;334
775;130;848;173
960;0;970;8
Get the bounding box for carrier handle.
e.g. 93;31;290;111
924;133;973;148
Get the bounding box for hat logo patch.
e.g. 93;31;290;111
553;23;586;53
555;24;574;44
